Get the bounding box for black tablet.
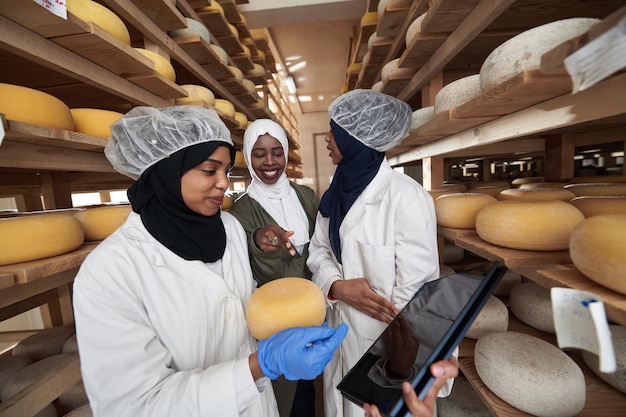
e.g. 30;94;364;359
336;261;507;417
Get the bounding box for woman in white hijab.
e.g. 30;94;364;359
228;118;320;417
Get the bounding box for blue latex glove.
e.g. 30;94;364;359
257;323;349;380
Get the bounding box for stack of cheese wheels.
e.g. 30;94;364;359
496;187;576;202
246;277;326;340
569;214;626;295
569;196;626;217
475;200;584;251
0;83;74;130
434;193;497;229
518;181;568;189
582;324;626;394
215;99;236;118
175;84;216;107
0;213;84;266
70;108;124;138
67;0;131;45
409;106;435;132
167;18;211;44
12;326;76;361
564;182;626;196
480;18;600;91
73;204;132;241
134;48;176;82
510;176;544;187
210;44;229;65
434;74;481;114
381;58;415;83
405;13;428;47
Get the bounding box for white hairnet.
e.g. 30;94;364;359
328;89;412;151
105;105;233;180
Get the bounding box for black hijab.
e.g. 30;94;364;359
128;141;236;263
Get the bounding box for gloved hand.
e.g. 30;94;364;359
257;323;349;380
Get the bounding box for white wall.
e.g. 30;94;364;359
297;111;336;199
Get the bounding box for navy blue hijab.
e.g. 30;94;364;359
318;120;384;264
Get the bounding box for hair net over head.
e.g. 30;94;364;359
328;89;412;152
105;105;233;180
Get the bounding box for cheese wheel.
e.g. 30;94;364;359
246;277;326;340
234;112;248;127
12;326;76;360
518;182;568;189
175;84;216;107
0;213;84;265
570;174;626;184
57;381;89;415
510;176;544;187
381;58;415;82
248;97;265;110
347;62;362;75
227;23;239;38
215;99;235;118
428;189;457;200
434;74;481;114
0;83;74;130
360;11;378;26
569;214;626;295
409;106;435;132
70;108;124;138
234;150;245;165
242;79;256;93
63;404;93;417
582;324;626;394
475;200;584;251
73;205;132;241
241;44;251;58
371;80;384;92
509;282;555;333
134;48;176;82
443;183;467;192
198;2;224;16
210;44;228;65
246;63;266;77
435;193;497;229
168;18;211;44
564;182;626;196
442;241;464;263
222;195;233;211
569;196;626;217
67;0;131;45
368;32;392;49
1;354;76;401
465;295;508;339
497;188;576;202
378;0;412;16
228;65;244;81
0;355;34;392
405;13;428;47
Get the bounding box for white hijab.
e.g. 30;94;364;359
243;119;310;254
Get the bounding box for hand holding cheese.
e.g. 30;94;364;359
257;323;348;380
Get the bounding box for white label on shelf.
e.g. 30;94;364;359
565;16;626;94
34;0;67;19
551;287;616;373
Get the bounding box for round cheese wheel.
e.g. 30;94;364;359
241;44;251;58
497;188;576;202
569;214;626;295
175;84;216;107
569;196;626;217
12;326;76;361
381;58;415;82
371;80;384;92
73;204;132;241
0;214;84;265
492;269;522;297
465;295;508;339
427;189;457;200
510;176;544;187
214;99;235;118
434;193;497;229
475;331;586;417
368;32;392;49
582;324;626;394
234;111;248;127
234;150;245;165
0;355;34;392
443;183;468;192
570;174;626;184
509;282;555;333
0;83;74;130
134;48;176;82
518;182;568;189
222;195;233;211
167;18;211;44
480;18;600;91
409;106;435;132
361;11;378;26
436;375;492;417
63;404;93;417
242;79;256;93
434;74;481;114
442;241;464;263
210;44;228;65
1;354;76;402
347;62;362;75
248;97;265;110
57;381;89;416
246;63;266;77
67;0;131;45
70;108;124;138
405;13;428;47
228;65;244;81
564;182;626;196
227;23;238;38
475;200;584;251
198;2;224;17
470;185;510;197
246;277;326;340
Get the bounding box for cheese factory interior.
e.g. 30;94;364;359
1;0;626;416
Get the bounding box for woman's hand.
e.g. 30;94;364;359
330;279;399;323
363;357;459;417
254;224;296;256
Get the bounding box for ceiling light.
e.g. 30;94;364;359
285;75;297;94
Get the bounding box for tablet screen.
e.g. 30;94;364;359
336;262;507;417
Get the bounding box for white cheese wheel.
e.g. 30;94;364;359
210;45;228;65
510;176;544;187
371;80;384;92
67;0;131;45
582;324;626;394
234;112;248;127
569;196;626;217
443;241;465;264
246;277;326;340
518;182;568;189
214;99;236;118
1;354;76;402
381;58;415;82
434;74;481;114
242;79;256;93
496;188;576;202
57;382;89;416
70;108;124;138
570;175;626;184
435;193;497;229
134;48;176;82
436;375;492;417
0;214;84;266
480;18;600;91
470;185;510;197
73;205;132;241
564;182;626;196
409;106;435;132
12;326;76;361
405;13;428;47
509;282;555;333
475;331;586;417
246;63;266;77
427;189;457;200
0;83;74;130
475;200;584;251
228;65;244;81
465;295;508;340
368;32;392;49
569;214;626;295
167;18;211;44
0;355;34;392
175;84;216;107
492;270;522;297
63;404;93;417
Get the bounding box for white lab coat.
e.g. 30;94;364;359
307;159;444;417
73;211;279;417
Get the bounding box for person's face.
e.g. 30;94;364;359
181;146;232;216
325;128;343;165
250;134;286;185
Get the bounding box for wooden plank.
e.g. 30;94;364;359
231;53;254;71
376;5;410;38
411;111;496;140
0;1;87;38
174;35;234;80
130;0;187;31
123;71;186;100
380;76;412;96
196;9;234;38
421;0;481;34
216;34;244;55
0;273;14;290
3;118;108;152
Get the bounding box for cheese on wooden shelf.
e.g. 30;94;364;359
434;74;481;114
215;99;235;118
210;45;229;65
67;0;131;45
134;48;176;82
175;84;216;107
569;196;626;217
496;188;576;202
167;18;211;44
0;83;74;130
73;205;132;241
564;182;626;196
434;193;497;229
70;108;124;138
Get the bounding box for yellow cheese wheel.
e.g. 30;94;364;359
175;84;216;107
475;200;584;251
435;193;497;229
73;205;132;241
0;213;84;265
242;79;256;93
0;83;74;130
246;277;326;340
215;99;235;118
510;177;544;187
246;63;266;77
570;175;626;184
241;44;251;58
570;214;626;295
234;112;248;127
497;188;576;202
347;62;362;75
210;45;229;65
198;2;224;16
248;97;265;110
134;48;176;82
222;195;233;211
235;151;245;165
361;11;378;26
228;65;244;81
70;108;124;138
228;23;239;38
569;196;626;217
564;182;626;196
67;0;131;45
518;182;568;189
428;189;457;200
470;186;510;197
